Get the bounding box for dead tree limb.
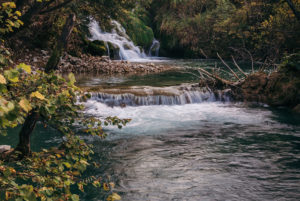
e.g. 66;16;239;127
231;56;248;77
217;53;240;80
200;49;208;59
198;68;233;85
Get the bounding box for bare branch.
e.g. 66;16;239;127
231;55;248;77
217;53;240;80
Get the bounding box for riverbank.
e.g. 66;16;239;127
199;66;300;113
13;49;175;74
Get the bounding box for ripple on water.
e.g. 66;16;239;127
81;101;300;201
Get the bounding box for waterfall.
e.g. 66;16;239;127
90;88;232;107
148;39;160;57
88;19;151;61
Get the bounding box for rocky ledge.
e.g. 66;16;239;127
58;54;174;74
14;49;175;74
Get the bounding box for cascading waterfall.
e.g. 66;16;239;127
90;88;231;107
148;39;160;57
89;19;159;61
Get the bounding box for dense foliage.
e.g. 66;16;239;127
0;1;130;200
149;0;300;60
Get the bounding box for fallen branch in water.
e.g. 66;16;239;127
231;56;248;78
217;53;240;81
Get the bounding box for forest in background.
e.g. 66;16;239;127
1;0;299;65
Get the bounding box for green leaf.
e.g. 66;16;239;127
63;162;72;168
71;194;79;201
68;73;76;85
4;69;19;83
18;63;31;74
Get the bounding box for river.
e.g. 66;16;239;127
1;60;300;201
78;62;300;201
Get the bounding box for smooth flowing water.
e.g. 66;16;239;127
2;61;300;201
77;63;300;201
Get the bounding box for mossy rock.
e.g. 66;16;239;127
121;14;154;48
107;42;120;60
85;40;107;56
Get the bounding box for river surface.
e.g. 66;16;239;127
2;60;300;201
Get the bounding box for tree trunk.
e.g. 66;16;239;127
16;0;30;11
45;13;76;72
15;112;39;157
285;0;300;22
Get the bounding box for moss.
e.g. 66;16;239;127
121;14;154;48
85;40;107;56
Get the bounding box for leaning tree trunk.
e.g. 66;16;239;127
15;112;39;157
45;13;76;72
15;14;76;157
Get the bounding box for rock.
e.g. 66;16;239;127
41;50;48;56
0;145;11;153
85;40;107;56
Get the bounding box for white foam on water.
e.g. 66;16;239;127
84;101;274;136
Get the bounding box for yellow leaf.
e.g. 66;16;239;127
18;63;31;74
107;193;121;201
19;99;32;113
103;183;110;191
5;191;12;200
0;74;6;84
31;91;45;100
15;11;22;16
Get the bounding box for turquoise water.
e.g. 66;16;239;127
1;60;299;201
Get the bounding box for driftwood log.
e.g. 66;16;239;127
197;60;300;111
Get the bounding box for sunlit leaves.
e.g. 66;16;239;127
0;74;6;84
30;91;46;101
68;73;76;85
19;99;32;113
17;63;31;74
4;69;19;82
0;2;23;34
0;61;128;200
107;193;122;201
